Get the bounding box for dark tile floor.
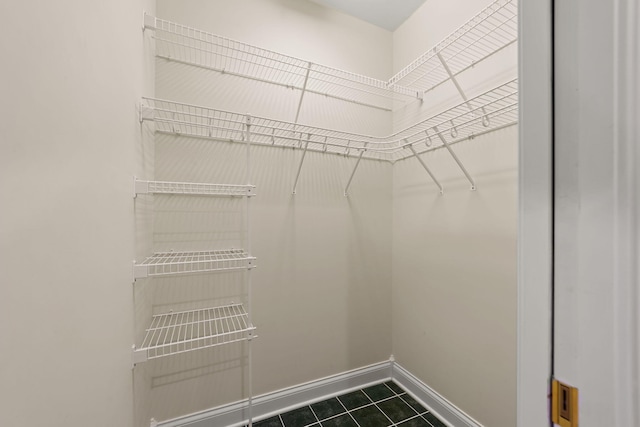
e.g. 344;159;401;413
250;381;447;427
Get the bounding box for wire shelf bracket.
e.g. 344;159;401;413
408;143;444;194
292;134;311;195
139;101;155;123
142;11;156;31
433;125;476;190
344;144;368;197
437;52;472;110
294;63;312;125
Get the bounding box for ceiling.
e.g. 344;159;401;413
308;0;427;31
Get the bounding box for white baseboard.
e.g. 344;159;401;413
156;360;392;427
155;358;482;427
391;361;483;427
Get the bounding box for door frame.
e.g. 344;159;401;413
518;1;640;426
517;1;553;426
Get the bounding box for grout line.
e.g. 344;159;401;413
335;393;362;427
388;413;431;427
268;384;443;427
361;388;395;426
376;383;434;427
397;393;428;416
308;405;321;426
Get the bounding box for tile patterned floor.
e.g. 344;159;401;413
250;381;447;427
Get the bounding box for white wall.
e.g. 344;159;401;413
391;1;518;426
0;1;154;427
140;0;394;422
392;128;517;427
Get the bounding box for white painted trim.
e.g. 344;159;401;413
517;0;553;426
391;362;483;427
613;0;640;425
155;359;485;427
156;360;392;427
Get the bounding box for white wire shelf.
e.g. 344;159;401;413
388;79;518;161
140;79;517;163
143;14;420;112
134;178;254;197
134;249;256;280
388;0;517;93
133;303;255;364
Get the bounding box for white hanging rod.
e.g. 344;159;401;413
140;79;517;162
143;15;420;111
388;0;517;92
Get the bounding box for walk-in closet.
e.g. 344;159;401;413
0;0;562;425
130;1;518;426
7;0;639;426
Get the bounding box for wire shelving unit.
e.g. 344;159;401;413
133;112;256;372
143;0;515;112
134;179;255;197
388;0;517;94
135;1;519;424
133;304;255;364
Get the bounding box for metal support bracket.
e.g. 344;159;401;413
294;62;312;125
437;52;473;111
132;345;148;367
344;144;367;196
142;12;156;31
408;144;443;194
133;260;147;282
133;176;148;198
139;102;155;123
434;126;476;190
437;52;490;121
292;134;311;194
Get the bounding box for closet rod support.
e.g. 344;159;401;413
434;125;476;190
292;134;311;194
408;144;443;194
